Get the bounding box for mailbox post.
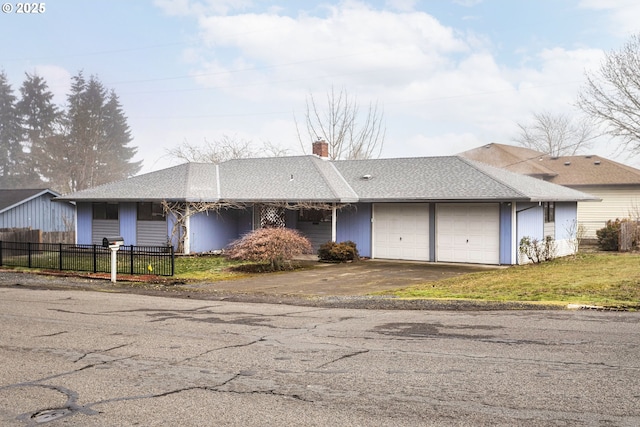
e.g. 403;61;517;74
102;237;124;283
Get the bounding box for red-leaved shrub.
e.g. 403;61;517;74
225;227;313;271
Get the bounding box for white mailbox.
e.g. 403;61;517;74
102;236;124;283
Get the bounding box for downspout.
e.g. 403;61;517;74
511;202;517;265
331;203;337;242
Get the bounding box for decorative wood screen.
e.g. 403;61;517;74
260;206;286;228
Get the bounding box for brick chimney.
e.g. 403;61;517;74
312;139;329;158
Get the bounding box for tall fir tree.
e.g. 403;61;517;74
16;72;59;188
39;71;141;193
101;89;140;182
0;71;24;188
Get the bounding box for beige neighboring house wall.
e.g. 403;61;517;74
459;143;640;240
574;186;640;238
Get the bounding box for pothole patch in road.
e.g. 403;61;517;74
373;322;496;340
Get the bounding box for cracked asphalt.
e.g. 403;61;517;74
1;286;639;426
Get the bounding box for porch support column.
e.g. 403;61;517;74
184;204;191;255
331;203;337;242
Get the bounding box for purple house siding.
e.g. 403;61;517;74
119;203;137;246
555;202;577;240
499;202;513;265
236;208;254;237
76;202;92;244
516;202;544;243
336;203;372;258
285;209;298;228
189;209;243;253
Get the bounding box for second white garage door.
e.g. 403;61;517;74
373;203;430;261
436;203;500;264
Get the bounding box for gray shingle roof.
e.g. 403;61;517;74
55;163;219;202
333;156;596;202
219;156;358;202
0;189;60;213
57;155;596;203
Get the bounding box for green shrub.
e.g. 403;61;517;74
225;227;313;271
596;219;621;251
318;241;359;262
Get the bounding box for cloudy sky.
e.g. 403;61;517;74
2;0;640;173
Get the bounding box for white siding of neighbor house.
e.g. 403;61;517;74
575;186;640;238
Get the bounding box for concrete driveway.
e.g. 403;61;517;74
184;260;497;297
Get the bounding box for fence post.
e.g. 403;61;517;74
59;243;63;270
93;245;97;273
130;245;134;275
28;242;32;268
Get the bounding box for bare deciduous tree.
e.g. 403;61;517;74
296;86;385;160
513;111;600;156
166;135;289;164
578;33;640;153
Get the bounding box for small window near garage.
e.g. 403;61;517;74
298;209;331;224
93;202;119;220
137;202;165;221
543;202;555;223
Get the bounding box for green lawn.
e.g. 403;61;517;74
377;252;640;308
173;256;252;281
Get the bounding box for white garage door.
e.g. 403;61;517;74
373;203;430;261
436;203;500;264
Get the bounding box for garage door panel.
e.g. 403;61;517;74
374;203;430;261
436;203;499;264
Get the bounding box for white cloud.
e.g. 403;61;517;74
384;0;417;12
154;0;253;16
143;0;638;171
190;2;468;98
579;0;640;38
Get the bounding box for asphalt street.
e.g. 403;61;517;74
1;287;639;426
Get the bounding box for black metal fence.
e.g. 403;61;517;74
0;242;174;276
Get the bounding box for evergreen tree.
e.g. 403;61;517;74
0;71;24;188
101;89;140;182
51;72;141;192
16;72;59;187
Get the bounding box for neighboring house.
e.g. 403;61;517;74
0;188;75;232
460;143;640;239
57;143;596;265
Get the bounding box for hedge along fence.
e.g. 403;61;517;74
0;241;175;276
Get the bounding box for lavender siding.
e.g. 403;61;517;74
236;208;253;236
336;203;372;258
76;202;92;244
516;202;544;244
119;203;137;246
555;202;578;240
189;209;243;253
499;202;513;265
